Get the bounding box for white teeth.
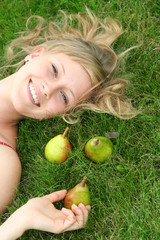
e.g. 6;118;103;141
29;82;39;105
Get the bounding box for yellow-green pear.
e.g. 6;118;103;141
45;127;72;163
64;176;91;209
85;136;113;163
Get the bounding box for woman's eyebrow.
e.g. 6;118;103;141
60;62;65;74
60;62;76;101
69;89;75;101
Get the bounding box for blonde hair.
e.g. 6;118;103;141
5;9;139;122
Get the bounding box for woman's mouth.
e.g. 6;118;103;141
28;79;40;107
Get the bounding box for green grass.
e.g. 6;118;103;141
0;0;160;239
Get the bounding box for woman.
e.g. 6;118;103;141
0;9;137;238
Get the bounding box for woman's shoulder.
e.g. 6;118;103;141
0;123;18;150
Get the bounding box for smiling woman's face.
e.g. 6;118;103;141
11;50;92;119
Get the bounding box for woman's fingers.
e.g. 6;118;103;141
61;207;76;231
61;207;76;222
72;204;84;226
60;204;91;232
65;203;90;231
86;205;91;211
44;190;67;203
78;203;90;226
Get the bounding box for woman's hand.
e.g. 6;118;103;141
0;189;91;240
23;189;91;233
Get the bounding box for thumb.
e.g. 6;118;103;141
45;189;67;203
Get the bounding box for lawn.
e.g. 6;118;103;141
0;0;159;239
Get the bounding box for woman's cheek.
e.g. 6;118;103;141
46;98;65;115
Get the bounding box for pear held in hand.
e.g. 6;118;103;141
85;136;113;163
45;127;72;163
64;176;91;209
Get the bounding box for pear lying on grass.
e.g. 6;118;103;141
85;136;113;163
64;176;91;209
45;127;72;163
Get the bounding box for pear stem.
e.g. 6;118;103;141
93;139;99;146
79;176;87;187
62;127;69;138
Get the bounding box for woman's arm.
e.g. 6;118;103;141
0;190;91;240
0;145;21;214
0;206;26;240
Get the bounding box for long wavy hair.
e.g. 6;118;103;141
4;8;139;122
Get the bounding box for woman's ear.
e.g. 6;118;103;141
30;47;45;58
25;47;45;61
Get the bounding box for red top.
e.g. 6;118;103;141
0;141;17;153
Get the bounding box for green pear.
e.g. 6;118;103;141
64;176;91;209
85;136;113;163
45;127;72;163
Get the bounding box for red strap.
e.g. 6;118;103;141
0;141;17;153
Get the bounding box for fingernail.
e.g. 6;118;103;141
78;203;84;207
72;204;78;208
62;207;67;211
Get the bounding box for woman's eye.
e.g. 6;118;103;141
52;64;57;75
60;91;68;105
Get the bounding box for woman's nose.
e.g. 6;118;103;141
42;79;61;99
42;80;53;99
